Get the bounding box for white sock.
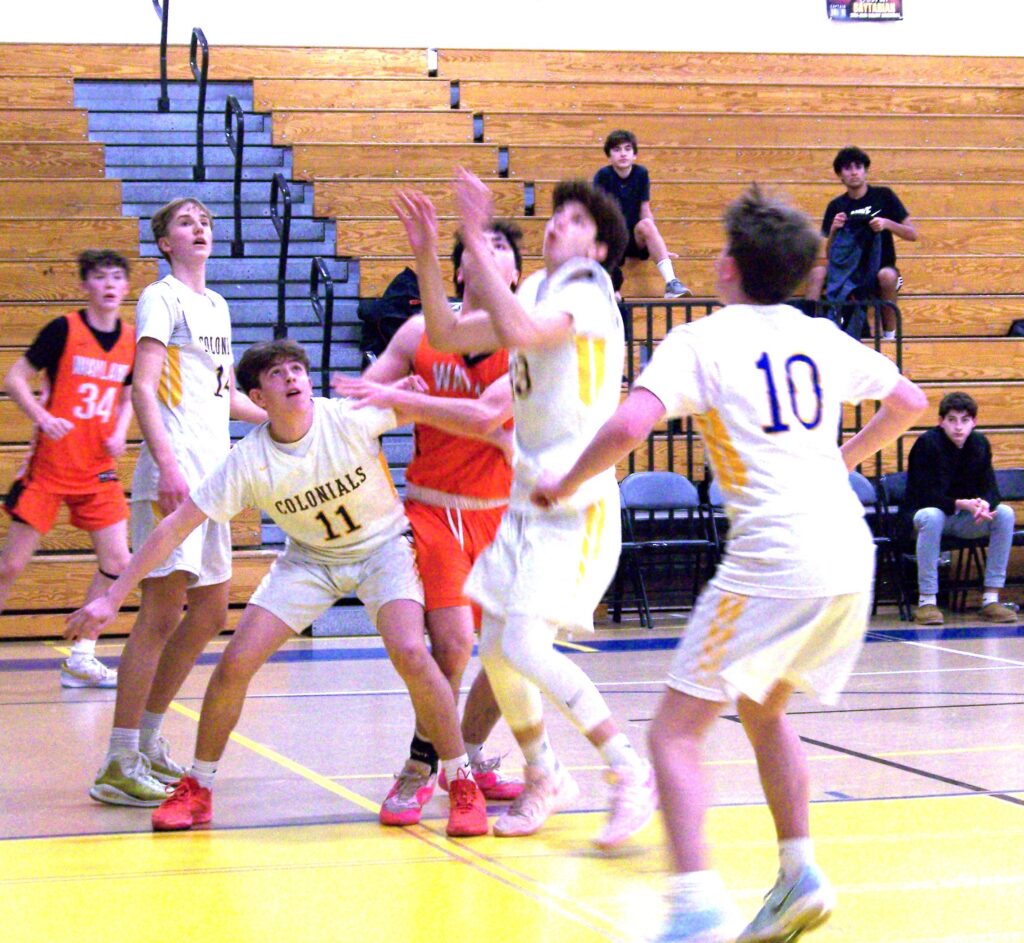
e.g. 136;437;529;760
666;870;725;909
139;710;164;753
600;732;644;771
108;727;139;756
442;754;471;784
778;837;815;881
69;638;96;659
882;330;896;340
520;731;558;776
189;758;218;790
918;594;937;608
656;258;677;283
464;741;484;766
983;591;1000;607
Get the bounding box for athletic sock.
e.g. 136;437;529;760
410;733;439;773
69;638;96;660
108;727;139;756
882;330;897;340
918;594;937;608
441;754;471;785
982;591;1000;607
778;837;815;881
520;731;558;776
189;758;218;791
139;710;165;754
666;869;726;909
656;258;677;283
600;732;644;771
463;741;485;766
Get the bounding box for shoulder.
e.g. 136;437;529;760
635;164;650;180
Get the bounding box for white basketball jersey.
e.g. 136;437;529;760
191;398;408;564
510;259;625;512
636;303;901;597
132;275;234;499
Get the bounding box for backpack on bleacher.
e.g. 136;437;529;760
1008;319;1024;337
357;267;421;367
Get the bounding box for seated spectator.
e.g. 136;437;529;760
593;129;690;299
805;146;917;338
906;392;1017;625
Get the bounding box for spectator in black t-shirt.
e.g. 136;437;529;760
593;130;690;299
805;146;917;338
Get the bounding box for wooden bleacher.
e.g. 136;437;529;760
1;44;1023;631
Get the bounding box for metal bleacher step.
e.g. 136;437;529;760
106;145;287;167
74;80;254;111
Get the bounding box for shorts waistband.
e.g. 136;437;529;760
405;482;508;511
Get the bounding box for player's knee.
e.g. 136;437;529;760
0;555;26;585
635;218;656;240
431;634;472;679
877;268;898;292
387;636;433;680
212;645;259;688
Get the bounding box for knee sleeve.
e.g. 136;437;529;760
500;615;612;734
479;615;543;731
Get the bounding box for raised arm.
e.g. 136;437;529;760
65;498;207;639
454;169;573;350
840;375;928;471
394;188;500;353
532;387;667;507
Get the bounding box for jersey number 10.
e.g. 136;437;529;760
756;352;823;433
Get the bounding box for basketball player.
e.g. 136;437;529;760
392;171;657;848
69;339;489;838
335;221;525;826
531;185;928;942
1;250;134;687
87;198;265;807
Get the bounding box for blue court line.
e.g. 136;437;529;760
3;623;1022;674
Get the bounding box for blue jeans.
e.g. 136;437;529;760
913;504;1015;596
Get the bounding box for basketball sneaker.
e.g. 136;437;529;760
445;769;489;837
143;734;187;784
738;864;836;943
438;754;524;801
60;655;117;689
653;890;744;943
380;758;437;826
493;763;580;837
89;751;171;807
152;776;213;832
665;279;693;299
593;760;658;850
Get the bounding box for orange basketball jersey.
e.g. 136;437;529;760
25;313;135;492
404;335;512;500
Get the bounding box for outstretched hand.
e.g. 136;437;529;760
65;595;118;641
393;189;439;257
453;167;494;238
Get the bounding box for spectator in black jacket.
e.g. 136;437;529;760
906;392;1017;625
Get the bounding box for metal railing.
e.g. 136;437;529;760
310;258;335;396
151;0;170;112
270;173;292;338
189;28;209;181
224;95;245;257
622;297;906;481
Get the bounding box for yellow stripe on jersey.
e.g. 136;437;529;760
698;592;744;676
575;336;606;407
158;346;183;409
578;498;606;581
695;408;747;495
377;451;398;498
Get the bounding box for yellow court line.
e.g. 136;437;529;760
555;639;599;653
165;699;629;942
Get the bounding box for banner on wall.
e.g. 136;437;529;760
827;1;903;20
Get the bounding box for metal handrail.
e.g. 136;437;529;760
224;95;245;257
189;28;209;181
270;173;293;338
309;258;335;397
151;0;170;112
